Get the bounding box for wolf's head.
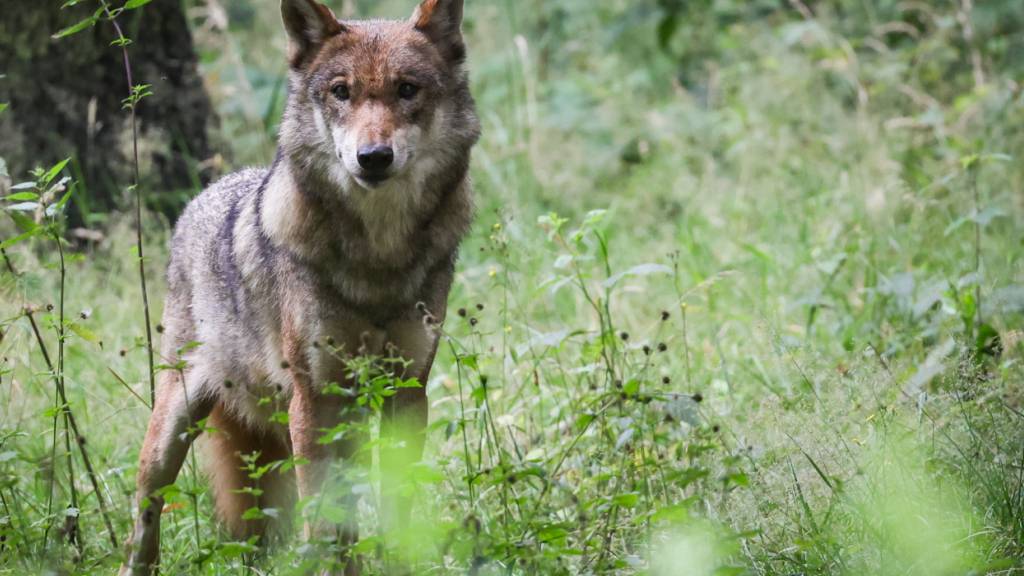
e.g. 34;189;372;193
278;0;480;195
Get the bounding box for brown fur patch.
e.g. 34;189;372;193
205;405;293;539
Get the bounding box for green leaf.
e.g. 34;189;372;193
0;103;7;115
657;14;680;50
54;183;75;212
217;539;259;558
651;503;690;523
52;15;97;39
0;228;41;250
3;192;39;202
612;493;639;508
42;158;71;186
319;504;349;524
241;507;266;521
726;472;750;487
68;322;101;345
395;377;422;389
124;0;155;8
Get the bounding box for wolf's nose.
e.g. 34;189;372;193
357;145;394;173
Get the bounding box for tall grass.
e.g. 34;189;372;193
1;0;1022;574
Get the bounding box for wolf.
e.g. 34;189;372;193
119;0;479;574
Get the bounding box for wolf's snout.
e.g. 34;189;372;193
357;144;395;175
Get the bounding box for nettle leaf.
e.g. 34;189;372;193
3;192;39;202
52;9;102;39
42;158;70;185
0;228;42;250
54;187;75;212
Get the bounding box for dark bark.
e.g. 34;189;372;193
0;0;218;225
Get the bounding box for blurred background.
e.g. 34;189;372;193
3;0;1021;227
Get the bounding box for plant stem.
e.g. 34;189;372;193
25;310;119;549
55;232;83;557
104;3;156;407
970;162;983;328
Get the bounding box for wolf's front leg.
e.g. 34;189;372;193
120;370;214;576
380;319;438;531
288;377;361;576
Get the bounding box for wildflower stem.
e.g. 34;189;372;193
103;1;156;408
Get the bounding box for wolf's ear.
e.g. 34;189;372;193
411;0;466;63
281;0;345;68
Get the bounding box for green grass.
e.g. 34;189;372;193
2;0;1023;574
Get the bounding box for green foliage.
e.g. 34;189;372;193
1;0;1023;574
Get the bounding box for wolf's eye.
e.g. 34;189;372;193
398;83;420;100
331;84;350;101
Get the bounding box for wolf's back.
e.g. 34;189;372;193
162;168;270;352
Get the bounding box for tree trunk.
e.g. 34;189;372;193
0;0;217;226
